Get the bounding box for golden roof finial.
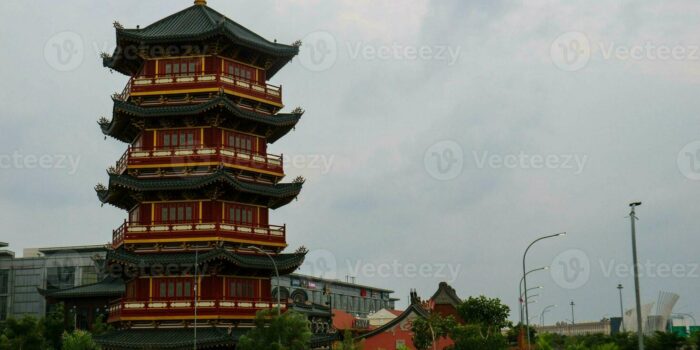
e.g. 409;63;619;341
194;0;207;5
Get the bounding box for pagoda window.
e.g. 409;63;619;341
163;58;200;76
156;202;197;223
228;278;256;299
224;131;254;153
129;206;140;224
156;279;193;299
224;203;255;226
158;129;198;149
224;61;255;82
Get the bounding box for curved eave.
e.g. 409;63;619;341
101;96;302;144
106;248;306;275
96;170;303;210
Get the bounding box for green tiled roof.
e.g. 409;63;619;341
106;247;306;275
104;4;299;77
96;169;303;210
41;276;124;299
95;328;242;350
101;96;302;144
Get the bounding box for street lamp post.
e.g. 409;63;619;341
628;202;644;350
247;246;281;316
617;284;625;332
519;267;548;326
541;305;557;326
522;232;566;349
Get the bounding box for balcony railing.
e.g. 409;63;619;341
123;73;282;105
115;146;283;175
108;298;286;322
112;220;286;248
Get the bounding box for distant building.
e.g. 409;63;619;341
272;274;397;318
536;319;612;336
357;282;462;350
0;243;106;325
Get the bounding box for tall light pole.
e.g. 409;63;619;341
247;246;281;316
541;304;557;326
522;232;566;349
629;202;644;350
617;284;625;332
570;300;575;325
519;267;548;326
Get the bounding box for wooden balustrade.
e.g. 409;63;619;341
126;72;282;104
114;146;283;175
108;298;286;322
112;220;286;248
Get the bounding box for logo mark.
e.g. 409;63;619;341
424;140;463;181
298;31;337;72
677;140;700;181
44;31;84;72
550;31;591;72
550;249;591;289
298;249;337;279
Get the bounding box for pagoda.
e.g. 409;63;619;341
94;1;308;348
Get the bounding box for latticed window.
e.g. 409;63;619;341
229;279;256;299
157;202;196;223
164;59;199;76
225;62;254;81
160;129;197;148
157;279;193;299
224;131;254;153
225;203;254;225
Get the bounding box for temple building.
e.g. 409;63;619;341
90;1;311;348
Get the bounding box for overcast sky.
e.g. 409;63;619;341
1;0;699;324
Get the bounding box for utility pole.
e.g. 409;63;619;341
629;202;644;350
570;300;575;325
617;284;625;332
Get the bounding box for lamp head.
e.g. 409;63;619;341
629;202;642;207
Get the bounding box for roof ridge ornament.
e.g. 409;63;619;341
194;0;207;5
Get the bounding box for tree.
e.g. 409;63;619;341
42;303;71;350
646;331;685;350
237;309;311;350
62;330;100;350
411;314;456;350
0;316;45;350
456;296;510;339
335;330;363;350
90;315;112;336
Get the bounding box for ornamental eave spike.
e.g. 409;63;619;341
113;21;123;29
292;40;302;47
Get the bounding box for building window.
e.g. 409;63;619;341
225;203;255;226
224;131;254;153
157;202;196;223
164;59;199;76
81;266;98;285
229;279;255;299
0;270;8;294
225;62;254;81
157;279;193;299
159;129;198;148
47;266;76;290
0;296;7;321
